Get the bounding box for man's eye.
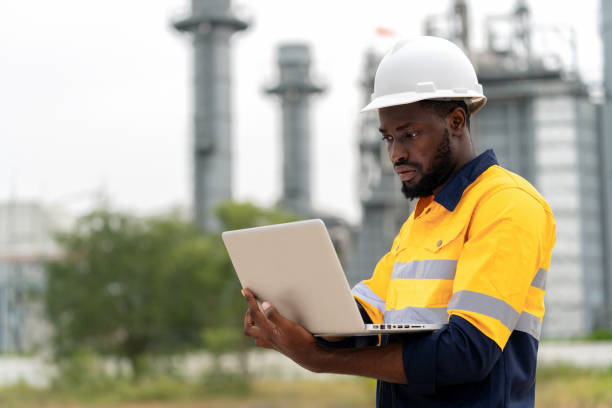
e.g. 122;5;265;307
381;135;393;142
404;132;418;139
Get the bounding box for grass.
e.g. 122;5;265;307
536;365;612;408
0;376;374;408
587;330;612;341
1;366;611;408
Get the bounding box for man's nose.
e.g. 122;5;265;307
390;137;409;164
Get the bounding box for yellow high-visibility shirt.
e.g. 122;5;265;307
352;150;556;349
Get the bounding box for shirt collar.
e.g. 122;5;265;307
434;149;499;212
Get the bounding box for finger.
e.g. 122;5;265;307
244;310;265;338
242;287;257;299
244;308;255;330
242;288;274;331
261;301;293;331
243;309;275;349
244;322;264;339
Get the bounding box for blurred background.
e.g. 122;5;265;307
1;0;612;407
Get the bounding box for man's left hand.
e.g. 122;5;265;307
242;288;324;372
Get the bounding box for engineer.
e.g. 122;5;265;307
241;36;556;407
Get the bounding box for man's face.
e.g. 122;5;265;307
378;103;457;200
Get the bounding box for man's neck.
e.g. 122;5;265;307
432;150;476;197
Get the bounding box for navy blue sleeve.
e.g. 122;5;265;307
401;315;502;394
357;301;374;324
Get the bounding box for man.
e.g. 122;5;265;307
242;36;556;407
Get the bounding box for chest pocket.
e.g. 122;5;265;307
423;219;468;255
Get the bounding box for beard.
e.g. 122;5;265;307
400;129;456;200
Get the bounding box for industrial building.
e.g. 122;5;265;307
473;8;605;336
0;202;67;352
353;0;612;336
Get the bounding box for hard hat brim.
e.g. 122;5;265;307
361;92;487;114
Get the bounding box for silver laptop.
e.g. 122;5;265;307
222;219;445;336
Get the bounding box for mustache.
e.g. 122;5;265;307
393;158;422;171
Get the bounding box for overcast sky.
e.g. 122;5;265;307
0;0;603;223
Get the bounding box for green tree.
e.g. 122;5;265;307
45;203;298;380
201;202;299;376
45;210;222;378
211;202;299;324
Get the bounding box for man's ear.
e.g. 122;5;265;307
448;107;466;133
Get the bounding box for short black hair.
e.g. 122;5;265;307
418;99;471;130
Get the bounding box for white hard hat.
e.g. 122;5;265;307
362;36;486;114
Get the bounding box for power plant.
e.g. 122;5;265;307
2;0;612;353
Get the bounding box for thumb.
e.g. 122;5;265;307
261;301;290;328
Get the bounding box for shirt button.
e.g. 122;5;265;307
436;240;443;247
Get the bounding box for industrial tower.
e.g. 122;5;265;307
266;44;324;216
173;0;248;231
601;0;612;329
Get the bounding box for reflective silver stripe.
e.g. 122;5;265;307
391;259;457;281
384;307;448;324
448;290;520;331
514;312;542;340
531;268;547;290
351;282;386;314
